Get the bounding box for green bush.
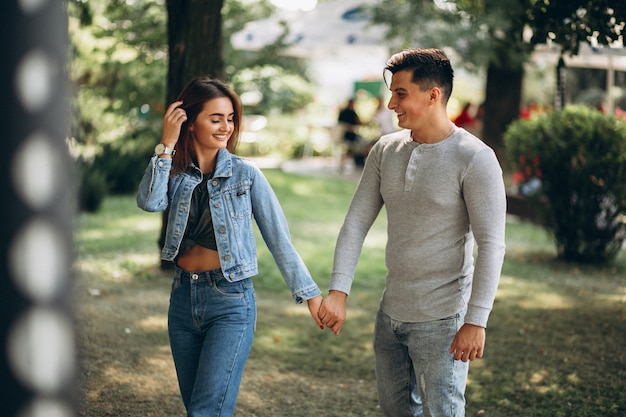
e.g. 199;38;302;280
78;160;109;212
92;130;156;195
504;105;626;264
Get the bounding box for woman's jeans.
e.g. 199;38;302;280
168;267;256;417
373;309;469;417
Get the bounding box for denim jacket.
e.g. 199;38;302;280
136;148;320;303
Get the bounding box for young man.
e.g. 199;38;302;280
318;48;506;416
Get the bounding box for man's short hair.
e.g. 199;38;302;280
384;48;454;103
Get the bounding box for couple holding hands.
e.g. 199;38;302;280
137;48;506;417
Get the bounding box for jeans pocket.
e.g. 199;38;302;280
212;278;248;298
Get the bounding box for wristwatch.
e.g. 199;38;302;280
154;143;175;156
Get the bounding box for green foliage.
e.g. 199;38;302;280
68;0;316;203
91;128;157;194
232;65;314;115
68;0;168;206
504;105;626;264
370;0;626;70
77;159;108;212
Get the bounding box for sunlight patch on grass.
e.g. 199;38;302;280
100;361;178;397
497;274;575;309
139;315;167;332
75;253;159;283
516;292;574;309
77;221;158;245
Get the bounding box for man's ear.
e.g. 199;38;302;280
429;87;441;102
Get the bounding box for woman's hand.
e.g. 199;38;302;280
306;295;325;330
161;100;187;147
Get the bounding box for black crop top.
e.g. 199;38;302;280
181;172;218;252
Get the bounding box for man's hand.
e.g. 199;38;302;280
449;323;485;362
318;290;347;336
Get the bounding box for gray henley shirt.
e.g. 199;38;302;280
330;127;506;328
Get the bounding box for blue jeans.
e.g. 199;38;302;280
373;309;468;417
168;267;256;417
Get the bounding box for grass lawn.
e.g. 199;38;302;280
75;168;626;417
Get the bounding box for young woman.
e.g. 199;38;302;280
137;77;324;416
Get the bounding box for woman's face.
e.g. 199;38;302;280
188;97;235;153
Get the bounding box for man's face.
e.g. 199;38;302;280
387;69;432;132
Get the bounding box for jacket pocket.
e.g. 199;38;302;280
224;183;252;219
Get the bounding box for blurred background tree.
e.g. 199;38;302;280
369;0;626;161
67;0;314;211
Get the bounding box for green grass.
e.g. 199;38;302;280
76;169;626;417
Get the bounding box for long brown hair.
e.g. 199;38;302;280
171;77;242;175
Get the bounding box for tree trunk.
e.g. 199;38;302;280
160;0;225;269
482;62;523;165
166;0;225;102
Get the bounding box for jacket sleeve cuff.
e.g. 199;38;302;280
292;285;321;304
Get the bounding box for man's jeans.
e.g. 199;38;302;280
374;309;469;417
168;268;256;417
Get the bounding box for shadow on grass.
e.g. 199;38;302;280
466;250;626;417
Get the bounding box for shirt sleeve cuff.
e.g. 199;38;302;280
464;305;491;328
329;272;353;296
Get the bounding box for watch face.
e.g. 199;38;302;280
155;144;165;154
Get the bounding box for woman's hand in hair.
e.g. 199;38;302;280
161;100;187;147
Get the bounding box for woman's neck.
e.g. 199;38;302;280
195;149;218;174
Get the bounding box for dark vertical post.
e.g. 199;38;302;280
0;0;76;416
555;57;567;111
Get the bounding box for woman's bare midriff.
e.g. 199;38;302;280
176;244;222;272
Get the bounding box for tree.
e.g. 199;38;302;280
68;0;169;205
166;0;225;104
370;0;626;161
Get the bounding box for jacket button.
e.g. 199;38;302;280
212;180;218;186
229;273;235;279
219;227;225;233
224;255;231;261
214;202;220;208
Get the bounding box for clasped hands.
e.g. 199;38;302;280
308;291;485;362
